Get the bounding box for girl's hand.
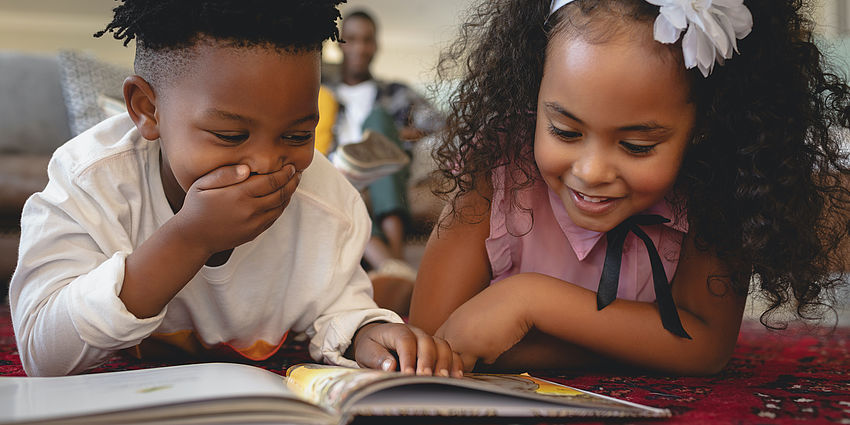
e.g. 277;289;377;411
435;278;533;372
353;323;464;377
175;163;300;255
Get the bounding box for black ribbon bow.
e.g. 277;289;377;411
597;214;691;339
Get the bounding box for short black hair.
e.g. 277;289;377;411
342;9;378;34
95;0;345;89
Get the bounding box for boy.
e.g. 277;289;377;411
9;0;461;377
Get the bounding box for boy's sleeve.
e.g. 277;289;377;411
306;268;403;368
9;157;166;376
301;183;403;368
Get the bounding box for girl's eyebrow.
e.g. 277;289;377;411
544;101;673;135
545;101;584;124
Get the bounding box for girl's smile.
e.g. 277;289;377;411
569;188;622;215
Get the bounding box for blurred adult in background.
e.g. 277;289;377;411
318;9;444;314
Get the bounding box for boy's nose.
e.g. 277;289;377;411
245;145;285;175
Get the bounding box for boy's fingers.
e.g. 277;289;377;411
410;327;436;375
383;325;417;374
354;337;397;372
278;170;301;207
247;164;296;197
194;164;250;190
257;171;301;212
432;337;453;377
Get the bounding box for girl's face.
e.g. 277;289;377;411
534;28;696;233
154;44;320;210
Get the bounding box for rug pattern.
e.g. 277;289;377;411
0;308;847;425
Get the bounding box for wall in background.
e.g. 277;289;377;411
0;0;474;94
0;1;132;65
0;0;847;96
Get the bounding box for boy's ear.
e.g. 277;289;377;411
123;75;160;141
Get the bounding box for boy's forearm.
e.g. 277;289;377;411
121;218;212;318
516;273;744;375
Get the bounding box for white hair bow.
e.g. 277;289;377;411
549;0;753;77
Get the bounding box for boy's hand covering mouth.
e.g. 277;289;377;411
248;163;295;177
176;163;301;255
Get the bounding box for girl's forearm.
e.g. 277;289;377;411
483;329;605;372
515;273;745;375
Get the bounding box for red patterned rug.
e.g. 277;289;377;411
0;305;847;425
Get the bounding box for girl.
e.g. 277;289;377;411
409;0;850;375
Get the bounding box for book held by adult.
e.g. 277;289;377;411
0;362;670;424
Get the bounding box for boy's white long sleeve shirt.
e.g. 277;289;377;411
9;114;402;376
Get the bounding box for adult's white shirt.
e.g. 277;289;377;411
334;80;378;145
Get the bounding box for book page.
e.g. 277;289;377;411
286;363;388;409
351;384;634;417
0;363;306;423
285;364;670;418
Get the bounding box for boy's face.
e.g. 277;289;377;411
153;43;320;207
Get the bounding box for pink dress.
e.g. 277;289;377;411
486;168;688;302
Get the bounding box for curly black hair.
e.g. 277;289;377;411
94;0;345;88
433;0;850;327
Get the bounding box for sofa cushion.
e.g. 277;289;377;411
0;52;71;155
0;155;50;227
58;50;129;137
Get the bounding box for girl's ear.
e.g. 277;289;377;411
123;75;160;141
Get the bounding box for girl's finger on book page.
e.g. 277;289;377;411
460;353;478;373
452;351;465;378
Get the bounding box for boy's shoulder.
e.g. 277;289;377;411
51;113;144;180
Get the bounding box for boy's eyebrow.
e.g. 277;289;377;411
204;108;256;124
202;109;319;127
289;112;320;127
544;101;673;134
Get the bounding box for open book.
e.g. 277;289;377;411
0;362;670;424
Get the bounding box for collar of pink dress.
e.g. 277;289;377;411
546;187;689;261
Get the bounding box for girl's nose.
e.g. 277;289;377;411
571;145;616;187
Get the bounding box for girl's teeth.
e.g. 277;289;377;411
579;193;607;203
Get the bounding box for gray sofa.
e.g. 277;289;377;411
0;50;197;298
0;52;73;296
